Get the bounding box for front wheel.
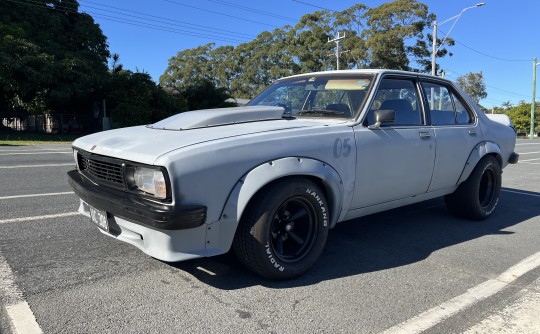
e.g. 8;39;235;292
445;155;502;220
233;178;329;280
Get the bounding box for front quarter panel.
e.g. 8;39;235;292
154;123;357;256
205;157;344;257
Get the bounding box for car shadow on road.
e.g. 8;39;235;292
169;188;540;289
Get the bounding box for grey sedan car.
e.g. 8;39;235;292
68;70;518;280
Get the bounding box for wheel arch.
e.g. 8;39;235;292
204;157;344;257
235;157;344;229
457;141;503;185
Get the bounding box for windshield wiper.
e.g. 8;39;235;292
298;110;345;116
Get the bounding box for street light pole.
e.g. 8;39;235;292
531;57;538;139
431;3;485;76
431;21;438;76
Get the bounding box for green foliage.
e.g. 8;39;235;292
106;70;187;128
160;0;450;99
0;0;109;115
182;79;235;111
456;72;487;103
503;101;539;134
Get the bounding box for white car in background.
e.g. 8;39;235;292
68;70;518;280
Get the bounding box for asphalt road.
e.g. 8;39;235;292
0;140;539;334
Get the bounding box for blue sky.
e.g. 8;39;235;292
81;0;539;109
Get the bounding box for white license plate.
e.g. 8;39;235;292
89;206;109;232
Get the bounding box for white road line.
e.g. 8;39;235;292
0;254;43;334
516;142;540;146
0;163;73;169
463;282;540;334
0;152;71;156
519;158;540;162
517;151;540;155
520;162;540;165
502;189;540;198
0;212;79;224
0;192;74;200
380;251;540;334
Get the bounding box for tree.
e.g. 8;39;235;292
456;72;487;103
161;0;452;100
0;0;109;116
505;101;539;134
182;79;236;111
363;0;432;71
106;67;187;128
159;43;215;91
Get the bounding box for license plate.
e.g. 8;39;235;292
89;206;109;232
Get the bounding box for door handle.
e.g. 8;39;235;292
419;131;431;139
469;129;477;136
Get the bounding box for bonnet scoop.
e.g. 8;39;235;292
148;106;285;130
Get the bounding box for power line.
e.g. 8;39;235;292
454;39;530;62
89;12;247;43
206;0;296;22
439;28;529;62
163;0;279;28
291;0;337;12
79;0;255;39
8;0;249;44
444;67;531;99
79;5;250;40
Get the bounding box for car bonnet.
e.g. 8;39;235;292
72;118;321;165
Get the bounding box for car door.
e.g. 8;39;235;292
420;80;481;191
350;76;436;209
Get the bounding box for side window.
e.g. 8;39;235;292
453;93;473;124
422;81;475;126
422;82;455;125
369;78;422;126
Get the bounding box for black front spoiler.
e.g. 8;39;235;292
67;170;207;230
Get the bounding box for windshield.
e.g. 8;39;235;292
247;74;374;119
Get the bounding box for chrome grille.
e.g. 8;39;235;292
78;154;124;187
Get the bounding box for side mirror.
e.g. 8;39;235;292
368;109;395;129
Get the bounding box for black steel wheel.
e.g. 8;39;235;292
445;155;502;220
270;196;318;263
233;178;329;280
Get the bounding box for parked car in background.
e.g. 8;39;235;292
68;70;518;280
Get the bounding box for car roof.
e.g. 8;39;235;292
281;69;454;85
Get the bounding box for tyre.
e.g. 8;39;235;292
233;178;329;280
445;155;502;220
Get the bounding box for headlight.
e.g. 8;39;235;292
131;167;168;199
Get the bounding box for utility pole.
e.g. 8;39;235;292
431;20;438;76
531;57;538;139
328;32;346;70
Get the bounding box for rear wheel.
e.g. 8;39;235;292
233;178;329;280
445;155;501;220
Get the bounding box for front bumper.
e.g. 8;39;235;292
67;170;207;230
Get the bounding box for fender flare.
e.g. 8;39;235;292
204;157;344;256
457;141;502;185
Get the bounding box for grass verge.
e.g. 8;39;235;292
0;132;80;145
